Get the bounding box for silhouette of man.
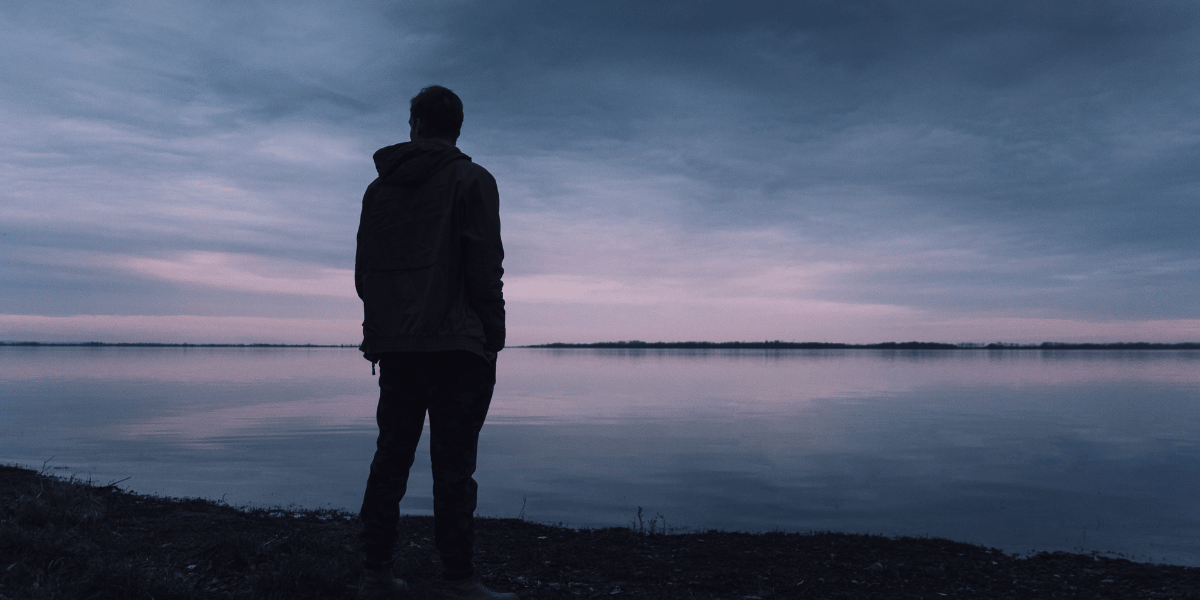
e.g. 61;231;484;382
355;85;513;600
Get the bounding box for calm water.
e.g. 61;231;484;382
2;346;1198;565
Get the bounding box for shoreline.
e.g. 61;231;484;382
523;341;1200;350
5;340;1199;350
3;465;1197;599
0;341;358;348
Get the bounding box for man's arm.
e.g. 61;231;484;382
354;184;373;302
461;169;505;353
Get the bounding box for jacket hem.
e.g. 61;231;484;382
360;337;486;361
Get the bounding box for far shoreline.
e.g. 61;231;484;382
522;340;1200;350
4;340;1198;350
0;341;358;348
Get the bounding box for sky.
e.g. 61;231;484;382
1;0;1198;345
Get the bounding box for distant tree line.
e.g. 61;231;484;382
0;342;358;348
5;340;1197;350
525;340;1200;350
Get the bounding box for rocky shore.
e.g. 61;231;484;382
2;465;1196;599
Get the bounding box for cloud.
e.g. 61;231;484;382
118;251;356;299
0;1;1197;343
0;314;361;345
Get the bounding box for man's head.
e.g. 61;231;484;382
409;85;463;143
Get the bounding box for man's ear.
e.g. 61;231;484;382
409;117;422;141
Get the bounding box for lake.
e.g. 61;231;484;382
1;345;1198;566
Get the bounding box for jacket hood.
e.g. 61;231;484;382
373;140;471;186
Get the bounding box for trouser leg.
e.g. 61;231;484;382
359;355;428;571
428;351;496;581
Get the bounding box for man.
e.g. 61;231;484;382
355;85;514;600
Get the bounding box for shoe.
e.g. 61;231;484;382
359;567;409;599
443;577;518;600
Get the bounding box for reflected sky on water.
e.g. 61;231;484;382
1;346;1198;565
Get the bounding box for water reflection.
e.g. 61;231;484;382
1;346;1198;565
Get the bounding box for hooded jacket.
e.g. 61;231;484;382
355;140;505;361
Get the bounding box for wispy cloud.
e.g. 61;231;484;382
1;1;1197;343
120;251;355;299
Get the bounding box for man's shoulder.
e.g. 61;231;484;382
445;157;497;189
452;157;494;178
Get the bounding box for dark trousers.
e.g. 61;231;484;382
359;350;496;581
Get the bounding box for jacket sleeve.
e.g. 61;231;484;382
460;169;506;352
353;179;378;302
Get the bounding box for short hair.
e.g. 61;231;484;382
410;85;463;139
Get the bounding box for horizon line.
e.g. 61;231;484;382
521;340;1200;350
4;340;1199;350
0;341;358;348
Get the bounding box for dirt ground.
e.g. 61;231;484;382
2;465;1197;599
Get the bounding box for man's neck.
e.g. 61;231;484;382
413;136;457;146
